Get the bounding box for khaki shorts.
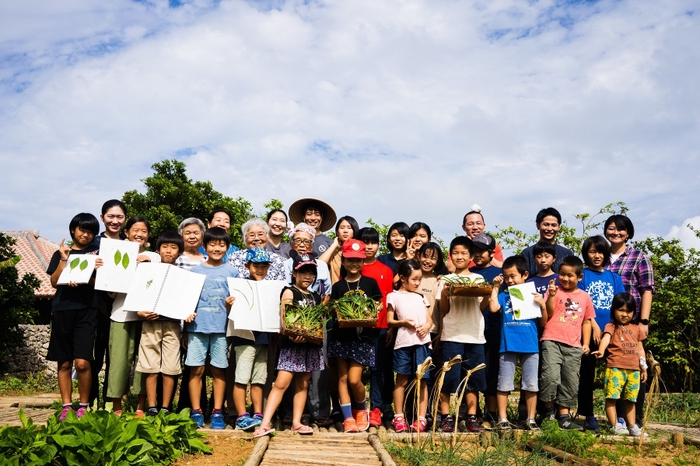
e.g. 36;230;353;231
136;321;182;375
234;344;268;385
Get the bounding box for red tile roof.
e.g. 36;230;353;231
2;230;59;298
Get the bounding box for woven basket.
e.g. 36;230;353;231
449;284;493;297
338;317;378;328
281;322;324;345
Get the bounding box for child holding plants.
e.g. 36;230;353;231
186;227;239;429
107;216;161;417
329;239;382;433
232;247;273;431
577;235;625;433
254;252;325;437
488;255;544;431
386;259;433;433
592;293;647;437
134;231;195;417
377;222;409;274
47;213;103;420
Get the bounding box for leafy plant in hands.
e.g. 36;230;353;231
284;301;329;341
333;293;377;320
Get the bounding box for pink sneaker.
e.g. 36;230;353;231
76;407;87;419
392;415;408;433
410;418;427;433
59;406;74;421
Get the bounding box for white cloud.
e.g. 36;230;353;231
665;216;700;250
1;0;699;245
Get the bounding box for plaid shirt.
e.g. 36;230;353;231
606;246;657;317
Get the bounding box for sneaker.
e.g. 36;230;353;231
466;417;485;432
558;415;583;431
440;414;455;433
611;422;629;436
113;410;122;417
628;424;649;438
524;419;540;431
236;413;259;431
410;418;427;433
314;416;334;428
369;408;382;427
392;415;408;433
147;407;159;417
210;412;226;430
160;407;170;416
353;409;370;432
583;416;601;433
59;406;74;421
76;407;87;419
538;407;556;425
190;410;204;428
134;410;145;419
496;420;512;431
618;417;626;428
343;417;359;433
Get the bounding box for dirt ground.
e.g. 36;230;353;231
173;434;255;466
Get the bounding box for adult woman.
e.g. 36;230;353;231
288;198;337;257
604;214;656;428
318;216;360;284
98;200;127;243
266;209;291;259
227;218;285;280
175;218;206;270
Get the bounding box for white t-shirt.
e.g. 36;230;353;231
110;251;161;323
387;290;431;350
436;273;486;344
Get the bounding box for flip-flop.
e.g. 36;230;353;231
293;424;314;435
253;426;275;438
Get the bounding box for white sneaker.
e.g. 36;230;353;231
628;424;649;438
611;422;629;435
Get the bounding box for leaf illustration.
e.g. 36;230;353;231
145;279;153;289
79;259;88;271
114;250;122;266
122;253;130;270
509;288;525;301
514;309;521;319
69;257;80;271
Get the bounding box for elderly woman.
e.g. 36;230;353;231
604;214;656;430
175;217;206;270
227;218;285;280
289;198;337;257
283;223;332;299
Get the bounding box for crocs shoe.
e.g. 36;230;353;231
210;412;226;430
59;406;74;421
190;410;204;428
343;417;359;433
369;408;382;428
353;409;370;432
76;407;88;419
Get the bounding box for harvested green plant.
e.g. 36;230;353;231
334;293;377;322
283;301;329;342
442;275;492;297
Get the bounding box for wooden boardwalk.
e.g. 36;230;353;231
259;434;383;466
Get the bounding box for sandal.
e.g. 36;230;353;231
253;426;275;438
293;424;314;435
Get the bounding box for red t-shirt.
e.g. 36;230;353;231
362;260;394;328
542;287;595;348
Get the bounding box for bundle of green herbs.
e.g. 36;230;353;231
283;302;329;343
333;293;378;327
442;275;492;297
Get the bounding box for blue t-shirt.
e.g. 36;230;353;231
578;268;625;330
187;263;240;334
470;265;502;333
498;292;539;354
527;274;557;297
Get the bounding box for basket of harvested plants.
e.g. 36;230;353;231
443;275;493;297
281;302;328;345
334;293;378;328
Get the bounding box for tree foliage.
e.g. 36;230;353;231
122;160;255;249
0;233;40;370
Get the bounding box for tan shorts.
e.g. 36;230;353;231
234;344;268;385
136;320;182;375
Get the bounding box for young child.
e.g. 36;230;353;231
386;259;433;433
436;236;487;433
592;293;647;437
135;231;195;416
417;242;444;338
539;256;595;430
468;233;502;424
253;253;325;437
46;213;103;420
186;227;239;429
405;222;432;261
107;217;160;417
577;235;625;432
527;241;557;296
377;222;409;274
232;247;273;431
329;239;382;432
488;256;545;431
359;227;395;428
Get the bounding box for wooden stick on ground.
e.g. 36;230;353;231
525;439;597;466
369;433;397;466
243;436;270;466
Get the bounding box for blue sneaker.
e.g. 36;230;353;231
190;410;204;428
236;413;261;431
210;411;226;429
584;416;601;433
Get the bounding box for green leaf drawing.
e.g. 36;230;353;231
69;257;80;271
145;279;153;289
509;288;524;301
514;308;521;319
122;253;130;270
114;250;122;266
79;259;88;271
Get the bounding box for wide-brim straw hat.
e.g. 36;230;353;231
288;198;337;234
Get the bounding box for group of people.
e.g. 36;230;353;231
45;197;656;438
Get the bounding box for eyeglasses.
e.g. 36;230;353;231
246;232;267;239
293;238;313;245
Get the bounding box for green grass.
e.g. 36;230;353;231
592;389;700;426
0;372;61;396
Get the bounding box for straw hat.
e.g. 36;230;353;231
288;198;337;234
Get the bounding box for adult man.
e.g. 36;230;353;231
462;205;504;267
520;207;574;277
199;207;239;262
288;198;337;257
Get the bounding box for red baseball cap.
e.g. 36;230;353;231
342;239;366;259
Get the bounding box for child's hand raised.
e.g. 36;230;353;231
58;239;71;261
547;279;557;297
492;275;504;288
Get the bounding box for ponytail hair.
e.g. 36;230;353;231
395;259;422;290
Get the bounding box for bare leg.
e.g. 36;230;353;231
211;367;226;410
523;390;538;420
260;371;293;428
605;399;618;426
497;391;510;419
162;375;175;409
58;361;73;405
336;358;350;405
74;358;92;404
136;394;147;411
251;384;264;414
188;366;205;411
439;392;451;416
348;362;365;405
418;383;429;418
393;375;409;416
623;400;636;428
233;382;248;415
465;391;478;415
292;373;311;429
146;374;158;407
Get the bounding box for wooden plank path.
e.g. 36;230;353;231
0;407;54;426
259;434;383;466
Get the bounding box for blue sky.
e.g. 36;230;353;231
1;0;699;249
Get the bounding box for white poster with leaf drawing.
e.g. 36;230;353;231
226;278;285;339
95;238;140;293
508;282;542;320
56;254;98;285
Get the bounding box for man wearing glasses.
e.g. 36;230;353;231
288;198;337;257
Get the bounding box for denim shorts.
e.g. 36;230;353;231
497;352;539;392
393;344;431;379
440;341;486;394
185;332;228;368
